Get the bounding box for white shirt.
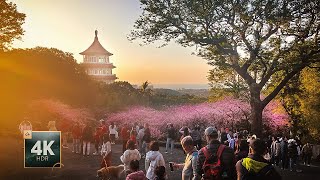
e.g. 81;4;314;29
145;151;165;180
109;125;117;135
101;141;111;156
120;149;141;171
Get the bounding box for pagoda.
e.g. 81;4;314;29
80;30;117;84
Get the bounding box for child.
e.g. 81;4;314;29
100;135;112;168
126;160;147;180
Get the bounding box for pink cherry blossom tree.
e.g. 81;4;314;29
106;97;289;139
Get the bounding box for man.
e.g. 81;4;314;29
302;142;313;166
121;124;130;153
142;123;151;157
82;124;93;156
71;122;81;153
173;136;199;180
165;123;176;154
270;137;280;166
280;136;289;169
137;125;145;157
196;127;236;179
236;139;282;180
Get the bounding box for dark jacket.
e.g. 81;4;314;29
236;154;282;180
280;140;288;158
82;125;93;141
288;143;298;158
167;127;176;139
143;128;151;143
196;139;236;179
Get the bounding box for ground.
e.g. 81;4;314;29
0;136;320;180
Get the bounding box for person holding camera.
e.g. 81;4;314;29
172;136;199;180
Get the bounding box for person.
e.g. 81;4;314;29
165;123;176;154
59;120;70;149
93;127;102;155
71;122;81;154
121;140;141;174
180;126;190;154
134;122;140;134
100;134;112;168
180;126;191;141
137;125;145;156
220;127;228;144
130;127;137;145
142;123;151;158
228;132;235;150
121;124;131;153
234;133;243;153
173;136;199;180
191;125;202;150
154;166;166;180
196;126;236;179
302;142;313;166
280;136;289;169
288;138;298;171
235;139;249;162
236;139;282;180
247;135;257;144
109;122;117;144
126;160;147;180
145;141;165;180
82;124;93;156
270;137;281;166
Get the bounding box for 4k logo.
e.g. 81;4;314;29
24;131;61;168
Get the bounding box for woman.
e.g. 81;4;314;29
126;160;147;180
120;140;141;174
109;122;117;144
145;141;165;180
130;127;137;145
179;126;190;141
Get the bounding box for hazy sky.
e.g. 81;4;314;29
11;0;211;85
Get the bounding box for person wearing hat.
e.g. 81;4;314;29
196;127;236;179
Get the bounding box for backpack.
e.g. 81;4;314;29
201;144;226;179
240;160;274;180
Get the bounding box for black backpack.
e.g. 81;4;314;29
240;161;274;180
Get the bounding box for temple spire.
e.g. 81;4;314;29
95;30;98;39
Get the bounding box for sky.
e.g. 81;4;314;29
11;0;211;87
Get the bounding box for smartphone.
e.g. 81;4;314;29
169;162;174;171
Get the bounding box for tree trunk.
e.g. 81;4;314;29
249;84;263;138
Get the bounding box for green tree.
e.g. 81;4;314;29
208;67;247;98
0;0;26;51
96;81;148;111
130;0;320;136
276;64;320;142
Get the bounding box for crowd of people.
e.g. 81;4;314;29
48;119;315;180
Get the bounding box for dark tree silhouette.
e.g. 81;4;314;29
0;0;26;50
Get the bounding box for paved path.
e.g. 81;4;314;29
1;136;320;180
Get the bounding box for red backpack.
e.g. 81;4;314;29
202;144;226;179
